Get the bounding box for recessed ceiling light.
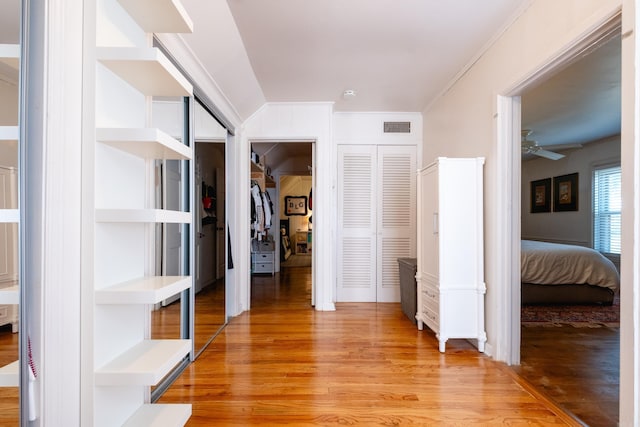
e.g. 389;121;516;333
343;89;356;99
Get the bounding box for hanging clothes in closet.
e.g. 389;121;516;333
251;181;274;241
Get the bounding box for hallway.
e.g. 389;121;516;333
159;267;575;426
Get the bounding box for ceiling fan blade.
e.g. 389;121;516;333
534;149;565;160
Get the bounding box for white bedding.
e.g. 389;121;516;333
521;240;619;292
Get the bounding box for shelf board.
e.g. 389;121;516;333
0;44;20;70
0;209;19;223
97;47;193;97
96;276;190;305
95;209;191;224
0;126;18;141
0;360;19;387
123;404;191;427
95;339;190;386
0;285;18;305
117;0;193;34
96;128;191;160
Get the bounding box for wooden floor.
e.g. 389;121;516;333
0;267;620;426
160;267;581;426
516;323;619;427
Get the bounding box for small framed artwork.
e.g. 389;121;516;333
553;172;579;212
285;195;308;216
530;178;551;213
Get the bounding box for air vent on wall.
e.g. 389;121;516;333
383;121;411;133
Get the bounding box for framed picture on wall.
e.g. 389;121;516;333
553;172;579;212
530;178;551;213
285;195;308;216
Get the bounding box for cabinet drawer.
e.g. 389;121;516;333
421;286;439;311
253;253;274;262
253;262;273;273
421;305;439;331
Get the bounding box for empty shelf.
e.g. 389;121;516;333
117;0;193;34
123;404;191;427
0;360;19;387
96;276;190;305
0;44;20;70
96;128;191;160
95;339;190;386
95;209;191;223
0;285;19;305
0;126;18;141
0;209;19;223
97;47;192;97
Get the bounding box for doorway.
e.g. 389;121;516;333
497;14;622;427
250;142;314;302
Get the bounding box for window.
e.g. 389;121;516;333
593;165;621;254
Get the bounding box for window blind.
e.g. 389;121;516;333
593;165;621;254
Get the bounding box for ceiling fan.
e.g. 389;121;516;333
521;129;565;160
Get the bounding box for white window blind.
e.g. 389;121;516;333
593;165;621;254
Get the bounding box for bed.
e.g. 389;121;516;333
521;240;620;305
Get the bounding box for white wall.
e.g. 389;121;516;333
521;136;620;245
423;0;621;356
423;0;638;424
242;102;334;311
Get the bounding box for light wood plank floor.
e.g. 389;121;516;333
159;267;579;426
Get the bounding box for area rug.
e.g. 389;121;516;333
521;294;620;326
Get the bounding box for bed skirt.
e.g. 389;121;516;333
521;283;615;306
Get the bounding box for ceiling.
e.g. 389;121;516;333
0;1;621;166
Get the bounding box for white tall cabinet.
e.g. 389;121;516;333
86;0;193;425
416;157;486;353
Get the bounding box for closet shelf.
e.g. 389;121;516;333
95;339;190;386
96;128;192;160
0;44;20;70
0;360;19;387
95;209;191;224
0;285;18;305
97;47;193;97
0;126;18;142
0;209;19;223
122;404;192;427
117;0;193;34
96;276;190;305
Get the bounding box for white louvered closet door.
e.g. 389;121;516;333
337;145;416;302
376;146;417;302
337;145;377;302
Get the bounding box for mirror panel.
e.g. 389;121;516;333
0;0;21;424
193;99;226;356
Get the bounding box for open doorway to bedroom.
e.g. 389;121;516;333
510;24;621;427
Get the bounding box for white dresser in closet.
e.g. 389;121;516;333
416;157;486;353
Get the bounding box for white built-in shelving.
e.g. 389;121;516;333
91;0;194;424
96;128;191;160
117;0;193;33
0;209;18;223
95;339;190;386
0;360;18;387
0;44;20;70
96;276;190;305
0;126;18;142
97;47;192;97
0;285;18;305
123;404;192;427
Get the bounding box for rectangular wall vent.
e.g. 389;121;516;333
383;121;411;133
